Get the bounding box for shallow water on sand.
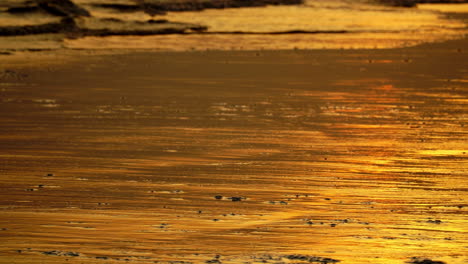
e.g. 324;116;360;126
0;40;467;263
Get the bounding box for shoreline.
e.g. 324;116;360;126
0;30;467;70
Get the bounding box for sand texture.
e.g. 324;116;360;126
0;37;467;263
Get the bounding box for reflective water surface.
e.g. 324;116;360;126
0;39;467;263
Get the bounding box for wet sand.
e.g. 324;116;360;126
0;37;467;264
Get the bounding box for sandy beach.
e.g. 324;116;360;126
1;35;467;264
0;1;467;264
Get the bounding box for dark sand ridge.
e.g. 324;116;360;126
2;0;468;38
377;0;468;7
0;0;304;37
0;31;467;264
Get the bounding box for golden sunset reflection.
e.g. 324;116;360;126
0;0;467;261
0;42;466;264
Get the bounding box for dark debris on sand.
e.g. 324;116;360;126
7;0;304;17
36;0;90;17
246;254;340;264
284;254;340;264
0;17;78;36
42;250;80;257
375;0;468;7
407;258;446;264
6;5;41;14
205;255;222;264
95;0;304;16
0;16;206;37
7;0;90;17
